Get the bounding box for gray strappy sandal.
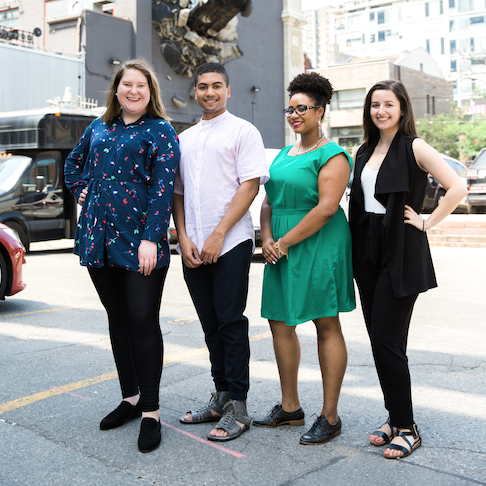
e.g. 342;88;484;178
207;399;251;442
179;391;229;424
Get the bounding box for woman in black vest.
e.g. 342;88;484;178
349;80;467;459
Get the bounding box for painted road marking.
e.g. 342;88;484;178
0;330;271;415
0;306;75;319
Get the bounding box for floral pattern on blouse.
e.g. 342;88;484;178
65;113;180;272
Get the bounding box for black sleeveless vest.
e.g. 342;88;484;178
349;132;437;297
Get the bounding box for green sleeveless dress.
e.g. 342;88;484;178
261;142;356;326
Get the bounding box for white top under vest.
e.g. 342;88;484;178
361;164;386;214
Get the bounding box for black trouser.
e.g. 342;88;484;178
88;265;168;412
353;213;418;428
183;240;252;401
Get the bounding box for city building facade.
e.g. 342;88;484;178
1;0;306;148
315;49;453;153
303;0;486;111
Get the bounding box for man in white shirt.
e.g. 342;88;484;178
173;62;269;442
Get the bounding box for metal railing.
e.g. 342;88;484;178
0;26;35;45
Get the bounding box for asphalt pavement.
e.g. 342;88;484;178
0;239;485;485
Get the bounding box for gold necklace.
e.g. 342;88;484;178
297;135;326;155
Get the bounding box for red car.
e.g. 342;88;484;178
0;223;26;299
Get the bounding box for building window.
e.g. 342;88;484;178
471;37;475;51
472;58;486;65
332;89;366;110
458;0;474;12
425;2;430;16
426;39;430;53
451;60;457;72
472;79;476;89
449;0;455;7
394;65;401;80
450;20;456;31
370;12;375;21
450;39;456;53
441;38;445;54
378;11;385;24
370;33;376;43
0;7;19;29
453;82;457;94
470;16;484;25
378;30;385;42
440;0;444;14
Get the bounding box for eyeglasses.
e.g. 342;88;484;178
283;104;322;117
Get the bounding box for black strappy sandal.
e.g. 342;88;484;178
383;423;422;459
370;417;397;447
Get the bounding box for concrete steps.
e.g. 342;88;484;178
426;215;486;247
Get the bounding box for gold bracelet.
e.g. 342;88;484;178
275;238;288;259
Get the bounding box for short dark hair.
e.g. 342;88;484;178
363;80;417;145
194;62;229;87
287;72;333;119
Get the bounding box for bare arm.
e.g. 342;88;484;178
275;153;350;258
200;178;260;264
405;139;468;231
172;193;202;268
261;195;278;264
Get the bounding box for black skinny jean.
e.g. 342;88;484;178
353;213;418;428
183;240;252;401
88;265;168;412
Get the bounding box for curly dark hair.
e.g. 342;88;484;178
287;72;333;119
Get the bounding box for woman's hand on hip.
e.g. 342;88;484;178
404;205;425;232
77;186;88;206
138;240;158;276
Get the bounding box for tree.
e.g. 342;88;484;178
416;109;486;162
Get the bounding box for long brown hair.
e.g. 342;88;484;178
363;80;417;145
103;59;170;124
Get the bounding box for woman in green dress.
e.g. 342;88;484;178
253;72;355;445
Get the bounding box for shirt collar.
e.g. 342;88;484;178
199;110;230;127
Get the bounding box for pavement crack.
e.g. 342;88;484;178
276;455;348;485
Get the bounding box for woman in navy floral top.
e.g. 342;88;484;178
65;59;180;453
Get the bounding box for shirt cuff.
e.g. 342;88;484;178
141;228;163;245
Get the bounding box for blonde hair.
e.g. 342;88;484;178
103;58;170;124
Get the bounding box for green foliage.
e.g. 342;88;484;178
416;109;486;161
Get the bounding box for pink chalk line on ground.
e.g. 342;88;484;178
49;386;92;400
159;420;246;458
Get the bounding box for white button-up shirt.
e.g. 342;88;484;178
175;110;269;257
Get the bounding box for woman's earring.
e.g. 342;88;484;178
318;119;322;137
295;132;298;141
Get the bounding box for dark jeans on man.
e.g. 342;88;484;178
183;239;252;401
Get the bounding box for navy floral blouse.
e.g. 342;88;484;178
65;113;180;272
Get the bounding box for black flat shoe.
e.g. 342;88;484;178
100;400;142;430
138;417;161;453
253;404;305;428
299;415;341;445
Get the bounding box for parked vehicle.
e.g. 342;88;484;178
0;222;26;299
466;148;486;214
0;107;99;250
250;148;281;246
422;154;468;213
